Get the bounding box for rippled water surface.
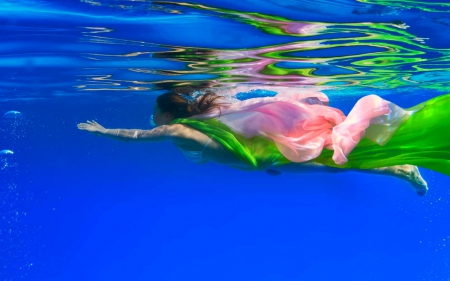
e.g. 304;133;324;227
2;1;450;280
1;0;450;98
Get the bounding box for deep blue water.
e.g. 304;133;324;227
2;0;450;280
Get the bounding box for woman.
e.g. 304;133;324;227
78;88;450;196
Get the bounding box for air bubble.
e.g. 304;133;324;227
0;150;14;155
3;111;22;119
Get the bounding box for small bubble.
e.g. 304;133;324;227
0;150;14;155
3;111;22;119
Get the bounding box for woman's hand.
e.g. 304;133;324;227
77;120;107;135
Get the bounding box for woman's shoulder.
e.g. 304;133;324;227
166;123;204;139
166;123;212;149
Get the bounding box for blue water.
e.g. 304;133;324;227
1;0;450;280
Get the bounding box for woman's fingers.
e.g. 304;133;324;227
77;123;93;130
86;120;101;127
78;121;103;133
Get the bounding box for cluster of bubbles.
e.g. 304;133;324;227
413;171;450;280
2;110;23;141
1;110;23;152
0;110;23;161
1;110;34;280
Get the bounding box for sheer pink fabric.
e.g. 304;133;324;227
191;91;410;165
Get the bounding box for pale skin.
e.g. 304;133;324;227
77;105;428;196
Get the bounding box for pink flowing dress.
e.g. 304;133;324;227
191;91;411;165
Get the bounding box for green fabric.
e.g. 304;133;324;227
172;93;450;176
314;93;450;175
172;117;291;170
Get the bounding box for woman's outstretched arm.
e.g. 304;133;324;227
77;120;183;143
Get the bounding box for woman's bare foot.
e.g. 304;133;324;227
389;165;428;196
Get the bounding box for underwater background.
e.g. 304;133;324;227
1;0;450;280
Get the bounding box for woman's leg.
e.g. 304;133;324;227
272;162;428;196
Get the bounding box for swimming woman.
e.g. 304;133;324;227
77;88;450;196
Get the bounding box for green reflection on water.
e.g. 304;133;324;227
79;1;450;92
357;0;450;13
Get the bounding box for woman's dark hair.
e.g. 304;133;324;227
156;88;224;118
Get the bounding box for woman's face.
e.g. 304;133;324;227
152;105;173;126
